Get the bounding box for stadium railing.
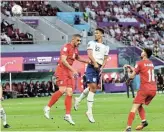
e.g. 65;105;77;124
22;12;39;16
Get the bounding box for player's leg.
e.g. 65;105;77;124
64;87;75;125
135;91;156;130
74;87;89;111
125;90;145;131
44;75;66;119
86;82;97;123
135;105;148;130
44;86;65;119
125;103;141;132
0;104;10;128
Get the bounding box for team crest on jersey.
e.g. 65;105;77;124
93;78;96;82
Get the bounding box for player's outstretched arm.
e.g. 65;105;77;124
76;56;90;64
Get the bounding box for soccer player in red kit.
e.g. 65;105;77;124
44;34;89;125
124;48;157;132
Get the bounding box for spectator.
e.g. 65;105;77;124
102;15;108;22
46;81;52;96
156;72;164;92
74;15;80;25
90;9;96;20
109;26;115;37
27;83;34;97
105;9;110;17
83;11;89;22
34;81;41;97
121;66;135;98
92;1;98;8
74;2;80;12
40;81;47;96
1;33;11;44
153;45;160;57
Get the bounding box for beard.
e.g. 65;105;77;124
140;56;143;59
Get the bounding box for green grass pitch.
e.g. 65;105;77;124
1;93;164;131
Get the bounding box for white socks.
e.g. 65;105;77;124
87;91;95;114
0;107;7;125
78;87;89;102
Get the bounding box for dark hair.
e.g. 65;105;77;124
96;28;104;34
73;34;82;38
144;48;152;58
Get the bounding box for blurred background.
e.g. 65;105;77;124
1;0;164;99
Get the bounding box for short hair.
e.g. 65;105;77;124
96;28;104;34
72;34;82;38
144;48;152;58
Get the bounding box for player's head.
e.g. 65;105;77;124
72;34;82;47
141;48;152;59
94;28;104;41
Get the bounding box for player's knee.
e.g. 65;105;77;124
59;87;66;93
89;88;96;93
66;88;73;96
88;84;97;93
131;104;141;113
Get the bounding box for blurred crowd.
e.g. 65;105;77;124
1;19;33;45
67;1;164;60
1;0;60;16
1;1;164;59
2;80;59;99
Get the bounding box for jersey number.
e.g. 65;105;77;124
148;69;155;82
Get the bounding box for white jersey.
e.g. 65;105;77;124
87;40;110;65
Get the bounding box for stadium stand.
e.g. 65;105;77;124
1;72;59;98
65;1;164;61
1;1;60;16
1;19;33;45
1;1;164;99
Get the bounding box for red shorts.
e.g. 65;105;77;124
55;65;73;88
133;90;156;105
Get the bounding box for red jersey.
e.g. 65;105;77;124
58;43;79;70
134;59;157;91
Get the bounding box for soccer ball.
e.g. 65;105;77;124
12;4;22;16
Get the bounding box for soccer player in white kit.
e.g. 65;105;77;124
0;84;10;128
74;28;109;123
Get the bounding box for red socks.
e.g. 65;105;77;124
65;95;72;114
47;90;73;115
48;91;63;108
127;112;135;126
138;106;146;120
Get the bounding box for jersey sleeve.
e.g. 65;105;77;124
87;41;95;50
134;61;141;74
60;45;69;56
105;46;110;56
